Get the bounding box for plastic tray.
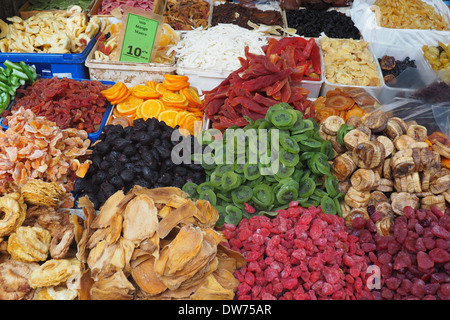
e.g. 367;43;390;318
319;38;385;99
0;78;114;143
371;42;438;104
0;32;98;79
85;39;176;87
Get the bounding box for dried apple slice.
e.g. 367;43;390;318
157;201;197;239
131;255;167;295
122;194;158;245
91;190;125;229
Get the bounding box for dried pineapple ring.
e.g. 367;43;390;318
37;286;78;300
7;226;51;263
29;258;79;288
21;179;66;208
0;193;26;238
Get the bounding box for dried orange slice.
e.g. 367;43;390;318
145;81;157;90
156;83;174;96
138;99;165;120
131;85;161;99
162;92;188;109
116;95;144;116
181;86;202;106
158;110;178;127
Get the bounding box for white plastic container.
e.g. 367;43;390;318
370;42;438;104
319;38;384;99
85;40;176;87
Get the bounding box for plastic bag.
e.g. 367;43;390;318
379;97;450;139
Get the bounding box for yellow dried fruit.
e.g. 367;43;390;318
29;258;80;288
7;226;51;262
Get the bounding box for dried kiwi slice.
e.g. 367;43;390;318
280;135;300;153
196;181;214;194
231;185;253;204
320;196;337;215
276;183;299;205
252;184;275;210
271;109;298;129
280;148;300;167
224;205;243;225
244;163;261;181
324;175;340;198
275;162;296;179
182;182;198;198
221;171;241;192
198;189;217;206
298;177;316;198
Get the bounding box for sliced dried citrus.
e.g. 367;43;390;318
145;81;157;90
138;99;165;120
164;74;189;82
156;83;174;96
162;92;188;109
131;85;161;99
158;110;179;127
181;86;202;106
116;95;144;116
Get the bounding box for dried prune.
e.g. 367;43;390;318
100;182;116;198
113;138;129;151
158;173;173;185
99;160;111;171
120;169;135;182
110;176;124;188
95;141;111;155
123;145;137;156
73;178;86;194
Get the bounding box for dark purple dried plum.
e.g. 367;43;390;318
108;166;120;177
148;129;161;140
106;151;121;163
172;175;185;189
113;138;129;151
141;151;153;163
174;166;187;176
135;179;151;188
151;149;160;163
100;182;116;198
161;139;172;150
99;160;111;171
138;132;152;144
110;176;124;188
161;158;175;171
91;154;103;168
157;146;171;159
73;179;86;194
105;133;122;145
118;153;129;163
83;182;95;194
157;173;172;185
129;154;140;162
185;163;204;171
123;145;137;156
95;141;112;155
94;171;108;185
120;169;135;182
133;117;146;127
153;138;161;147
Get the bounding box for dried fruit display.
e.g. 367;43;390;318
322;109;450;234
0;108;92;197
73;186;246;300
423;42;450;71
211;2;283;30
3;77;110;134
349;206;450;300
320;36;382;87
188;103;340;226
98;0;154;15
201;36;320;130
73;118;206;209
378;55;417;85
103;76;203;136
164;0;210;31
286;9;361;39
223;204;375;300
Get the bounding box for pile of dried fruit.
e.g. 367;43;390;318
223;204;375;300
74;186;246;300
3;77;110;133
0;108;91;197
378;55;417;86
102;75;203;136
350;205;450;300
164;0;210;31
73;118;206;209
201;37;320;130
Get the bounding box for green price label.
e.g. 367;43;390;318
120;13;160;63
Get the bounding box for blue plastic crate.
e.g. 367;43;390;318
0;32;98;79
0;78;114;143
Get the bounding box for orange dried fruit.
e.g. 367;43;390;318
181;86;202;106
131;85;161;99
158;110;179;127
156;83;174;96
145;81;157;90
116;95;144;116
138;99;165;120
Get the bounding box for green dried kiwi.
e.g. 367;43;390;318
252;184;275;210
243;163;261;180
271;109;298;129
198;189;217;206
298;177;316;198
231;185;253;204
221;171;241;192
279;148;300;167
280;134;300;153
276;182;299;205
275;162;296;179
182;182;198;198
321;196;337;215
224;205;243;225
196;182;214;194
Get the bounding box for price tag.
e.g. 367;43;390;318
118;6;164;63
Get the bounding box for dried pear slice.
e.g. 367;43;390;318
91;190;125;229
194;199;219;228
133;186;188;204
122;194;158;245
191;274;235;300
